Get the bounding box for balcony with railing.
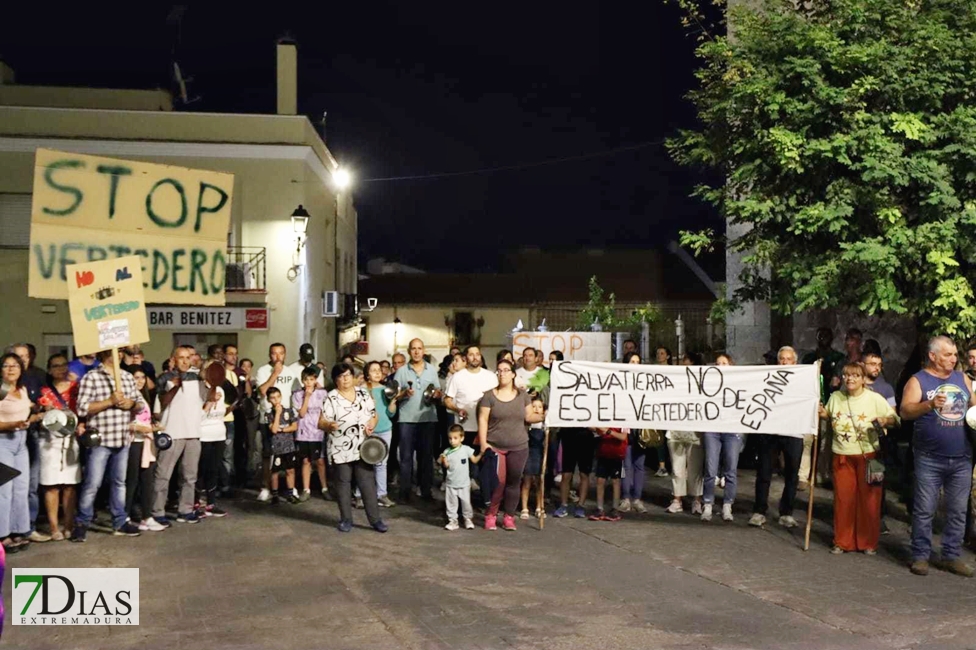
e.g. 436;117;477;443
225;247;267;293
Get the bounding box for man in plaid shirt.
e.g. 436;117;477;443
72;349;146;541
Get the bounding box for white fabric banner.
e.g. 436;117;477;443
546;360;820;436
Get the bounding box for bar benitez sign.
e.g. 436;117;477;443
147;307;269;331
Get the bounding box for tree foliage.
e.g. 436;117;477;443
576;277;662;331
669;0;976;337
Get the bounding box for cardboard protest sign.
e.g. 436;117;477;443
67;256;150;356
547;360;820;436
29;149;234;306
513;332;612;362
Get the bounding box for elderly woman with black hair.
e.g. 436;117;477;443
0;353;42;552
319;362;387;533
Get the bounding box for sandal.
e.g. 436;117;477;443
830;546;845;554
51;530;65;542
519;509;530;520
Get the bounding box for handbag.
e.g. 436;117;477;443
637;429;664;449
847;398;885;485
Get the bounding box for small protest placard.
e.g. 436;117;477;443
67;256;150;356
547;360;820;436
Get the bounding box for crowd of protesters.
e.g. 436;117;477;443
0;327;973;578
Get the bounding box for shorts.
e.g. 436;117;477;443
595;457;622;479
297;440;322;462
525;428;545;476
270;452;297;473
560;428;595;475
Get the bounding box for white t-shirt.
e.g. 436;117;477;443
445;368;498;432
287;361;326;388
515;366;541;391
200;386;228;442
255;363;303;423
155;373;206;440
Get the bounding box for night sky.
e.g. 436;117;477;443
1;4;722;275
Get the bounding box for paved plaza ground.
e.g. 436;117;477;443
4;471;976;650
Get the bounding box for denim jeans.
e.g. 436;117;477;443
76;444;130;530
702;432;744;504
621;436;646;501
398;422;434;500
0;431;31;538
27;429;39;532
220;422;235;490
912;450;973;562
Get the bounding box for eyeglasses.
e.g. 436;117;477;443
497;368;513;374
841;374;863;380
2;364;21;370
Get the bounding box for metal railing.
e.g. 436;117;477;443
528;301;721;354
225;247;267;292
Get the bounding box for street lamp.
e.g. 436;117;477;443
332;168;351;190
287;205;310;281
291;204;310;238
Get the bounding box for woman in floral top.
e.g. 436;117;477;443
36;353;82;541
821;361;898;555
319;363;386;534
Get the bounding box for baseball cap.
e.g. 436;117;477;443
299;343;315;360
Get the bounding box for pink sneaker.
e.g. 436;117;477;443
502;514;517;531
484;514;497;530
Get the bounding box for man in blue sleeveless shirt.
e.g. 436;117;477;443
901;336;976;577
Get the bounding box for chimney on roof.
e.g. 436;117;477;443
276;38;297;116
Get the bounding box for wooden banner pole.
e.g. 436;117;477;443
111;347;123;393
803;437;819;551
804;360;823;552
538;427;550;531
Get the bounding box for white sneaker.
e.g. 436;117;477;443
617;498;632;513
700;504;713;522
778;515;798;529
463;518;475;530
139;518;166;532
666;500;683;514
749;513;766;527
445;520;460;531
257;488;271;502
692;500;703;515
722;503;734;521
632;499;647;514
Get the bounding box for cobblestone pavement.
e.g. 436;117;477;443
3;471;975;650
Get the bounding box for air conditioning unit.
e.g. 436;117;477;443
322;290;340;317
225;262;254;290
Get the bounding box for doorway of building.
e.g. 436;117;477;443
43;334;76;362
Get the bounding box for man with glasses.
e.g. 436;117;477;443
750;346;806;530
392;339;442;502
864;352;897;535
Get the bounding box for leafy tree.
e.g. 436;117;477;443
576;276;662;331
669;0;976;337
